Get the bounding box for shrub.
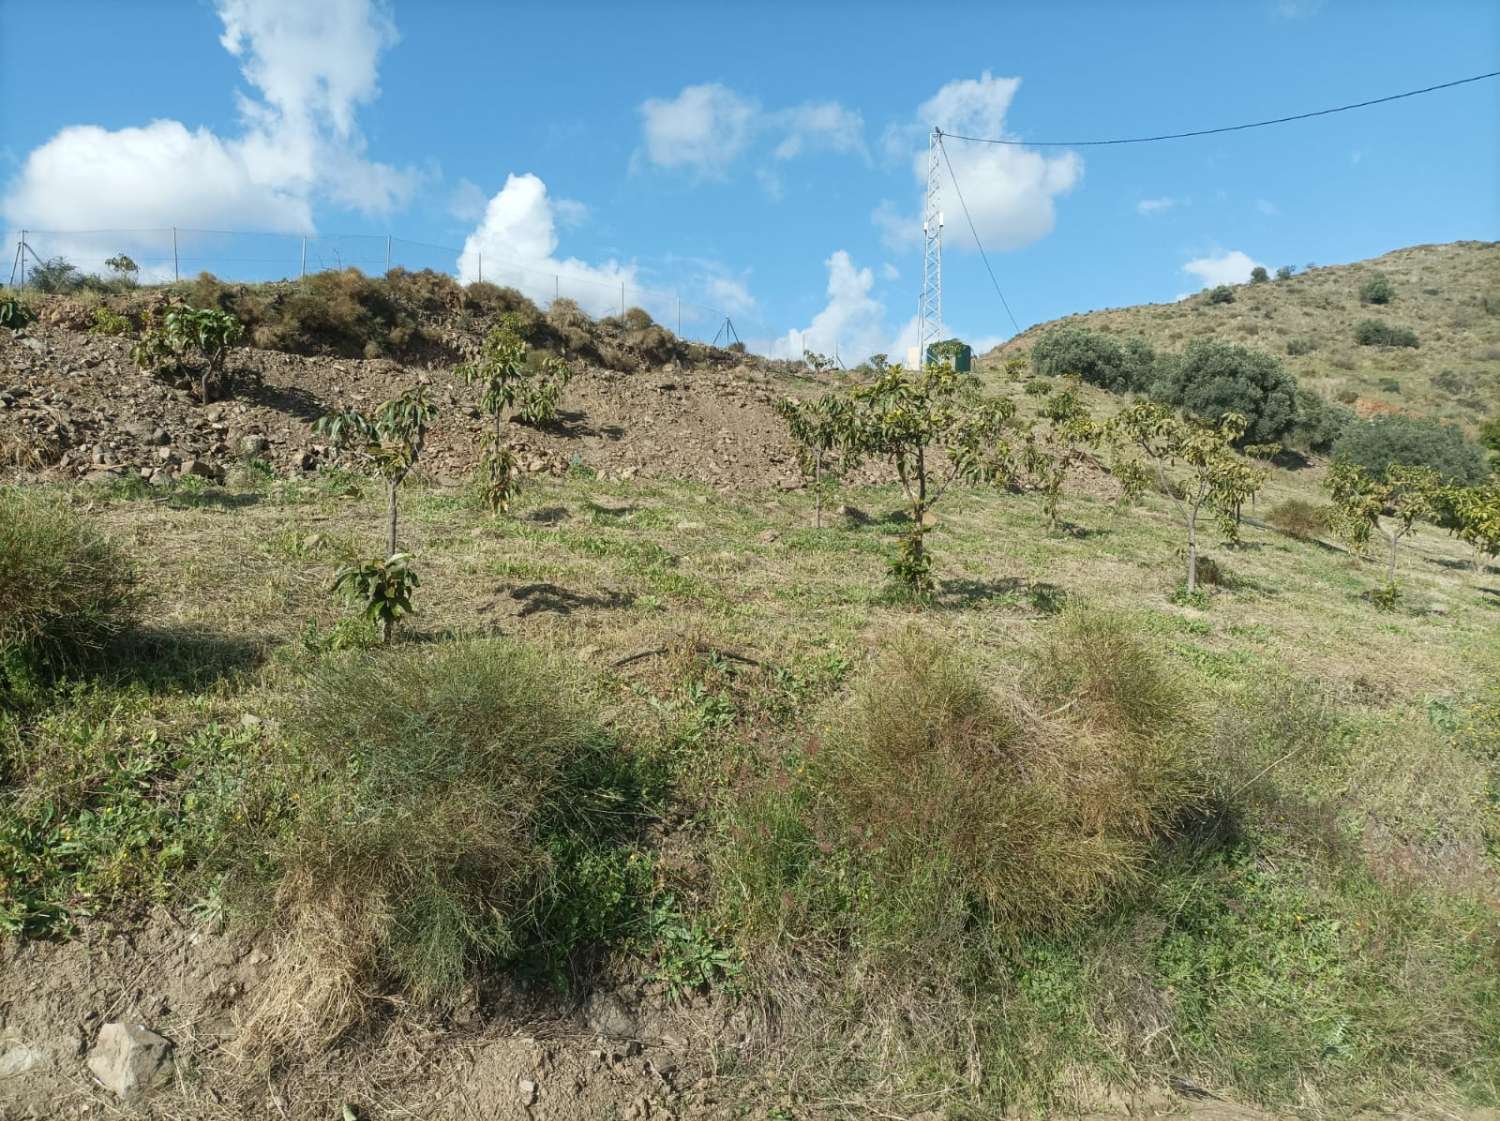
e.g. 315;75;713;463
718;618;1196;967
0;490;135;680
1276;265;1295;281
1333;414;1487;484
26;257;81;294
1285;337;1316;357
1266;499;1329;539
1031;327;1153;393
1152;338;1300;446
1377;377;1401;393
89;306;132;337
240;640;652;1051
1250;266;1269;284
622;306;654;331
1354;319;1418;348
1207;285;1235;305
1360;273;1395;305
1288;388;1352;453
0;295;35;331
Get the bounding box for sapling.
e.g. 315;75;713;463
1446;482;1500;575
1020;379;1103;533
1326;461;1441;589
332;553;420;644
131;305;243;402
457;314;572;514
1110;403;1267;596
775;393;860;528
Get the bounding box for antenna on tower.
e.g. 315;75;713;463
917;128;944;367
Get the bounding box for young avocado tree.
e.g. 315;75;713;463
1326;461;1441;590
131;305;244;403
456;314;573;514
315;386;437;642
844;363;1020;593
1110;403;1268;596
1019;379;1103;532
1446;482;1500;575
775;393;860;528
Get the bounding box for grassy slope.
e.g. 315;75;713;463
3;464;1497;1114
990;241;1500;433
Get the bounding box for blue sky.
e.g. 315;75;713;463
2;0;1497;359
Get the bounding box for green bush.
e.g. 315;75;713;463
1354;319;1418;348
1250;266;1269;284
240;640;655;1052
1333;414;1488;484
1152;338;1300;446
1276;265;1295;281
0;295;36;331
0;490;136;681
1359;273;1395;305
1207;285;1235;305
1288;389;1353;453
1285;337;1316;357
1031;327;1154;393
26;257;81;294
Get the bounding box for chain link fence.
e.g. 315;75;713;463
4;227;841;356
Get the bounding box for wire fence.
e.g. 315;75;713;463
3;226;838;356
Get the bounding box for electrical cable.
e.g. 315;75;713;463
939;70;1500;147
937;135;1023;337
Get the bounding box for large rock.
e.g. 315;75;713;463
86;1022;174;1099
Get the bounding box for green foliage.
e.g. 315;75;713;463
1111;404;1268;593
844;364;1021;592
1359;272;1395;305
1354;319;1418;348
1207;285;1235;305
1265;498;1330;540
104;254;138;282
457;314;573;515
1250;266;1270;284
1332;414;1487;484
1152;338;1300;447
1276;265;1295;280
775;393;861;528
1446;483;1500;569
88;305;132;337
242;641;654;1046
131;304;245;402
1326;460;1443;586
0;490;136;686
1480;417;1500;473
1285;336;1316;356
1031;326;1155;393
1020;380;1103;530
26;257;81;294
332;553;420;644
0;295;35;331
1288;388;1352;453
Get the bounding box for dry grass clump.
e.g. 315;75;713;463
239;639;633;1055
0;488;136;677
1265;498;1331;539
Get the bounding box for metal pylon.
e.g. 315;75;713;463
917;128;944;366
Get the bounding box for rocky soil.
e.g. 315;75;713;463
0;325;842;492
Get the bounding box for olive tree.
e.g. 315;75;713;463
843;363;1020;592
1326;461;1441;588
1110;403;1268;595
1152;339;1299;447
775;393;860;529
131;305;244;403
456;314;572;514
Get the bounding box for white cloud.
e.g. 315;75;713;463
1254;198;1280;216
448;177;489;222
638;84;865;179
456;173;636;318
3;0;417;259
880;262;900;281
705;272;757;316
1182;249;1263;288
638;83;758;178
771;250;887;362
879;71;1081;253
1137;196;1184;215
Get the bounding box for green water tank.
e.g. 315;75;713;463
926;339;972;373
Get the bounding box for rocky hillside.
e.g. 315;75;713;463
990;241;1500;432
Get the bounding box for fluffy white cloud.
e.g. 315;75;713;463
879;71;1081;254
638;84;865;179
638;84;758;177
1137;196;1184;215
456;173;636;318
3;0;416;258
771;250;888;362
1182;249;1263;288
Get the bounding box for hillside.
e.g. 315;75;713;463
990;241;1500;432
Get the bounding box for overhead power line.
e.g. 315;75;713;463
937;135;1022;338
940;69;1500;147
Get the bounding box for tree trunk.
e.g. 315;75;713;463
912;446;928;572
1186;513;1199;594
381;616;393;644
813;448;823;530
1387;531;1399;586
386;480;399;558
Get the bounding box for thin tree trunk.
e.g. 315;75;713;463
813;448;823;530
386;480;399;558
913;446;928;572
1186;510;1199;594
1387;531;1399;585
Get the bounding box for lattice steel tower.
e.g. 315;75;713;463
917;128;944;366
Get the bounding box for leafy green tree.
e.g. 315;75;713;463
1354;319;1418;348
1206;285;1235;305
1479;417;1500;474
131;305;244;402
1249;266;1270;284
104;254;139;284
316;385;438;558
1288;388;1353;453
1332;414;1487;484
26;257;80;294
1020;379;1103;532
1031;327;1153;393
1445;483;1500;574
456;314;573;514
1326;461;1441;588
1359;273;1395;305
1276;265;1295;280
843;364;1020;592
775;393;860;529
1110;404;1268;595
1152;338;1300;447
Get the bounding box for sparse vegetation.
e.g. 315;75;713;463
1206;284;1235;304
775;392;859;528
1360;271;1395;304
1265;497;1329;539
131;304;245;402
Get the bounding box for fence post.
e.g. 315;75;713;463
620;282;625;317
477;252;482;284
554;275;559;302
172;227;179;282
18;230;26;288
676;295;680;336
300;237;307;279
385;235;391;273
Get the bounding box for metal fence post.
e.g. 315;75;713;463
620;282;625;316
19;230;27;288
477;252;482;284
172;227;179;282
554;275;559;302
300;237;307;278
385;235;391;273
676;295;680;336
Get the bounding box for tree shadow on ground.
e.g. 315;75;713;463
528;505;571;524
243;379;326;421
930;577;1068;615
498;582;636;618
165;489;263;511
108;627;269;693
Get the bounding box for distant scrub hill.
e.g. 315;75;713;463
991;241;1500;439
